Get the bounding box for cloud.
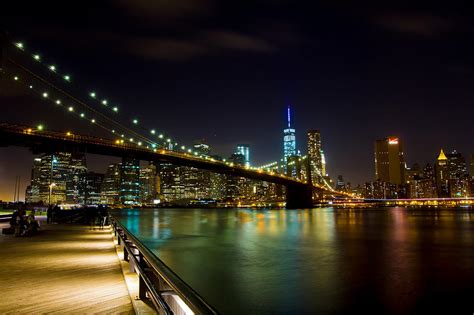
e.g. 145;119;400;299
128;38;209;61
206;31;275;53
114;0;215;22
126;31;276;62
374;14;454;36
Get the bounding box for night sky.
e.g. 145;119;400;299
1;1;473;201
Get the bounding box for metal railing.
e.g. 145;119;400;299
109;214;219;315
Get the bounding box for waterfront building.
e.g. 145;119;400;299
335;175;345;191
406;163;437;198
435;149;450;197
186;140;213;200
209;155;225;199
307;130;323;184
83;172;104;205
26;152;78;205
286;155;302;179
66;153;87;204
182;166;199;199
321;150;327;177
236;144;250;167
283;106;296;166
365;179;404;199
158;163;185;201
120;157;140;205
194;168;212;199
193;139;211;156
100;163;121;206
25;157;42;204
446;150;470;197
224;153;249;200
140;163;157;205
374;137;405;185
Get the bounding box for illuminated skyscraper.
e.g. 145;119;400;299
321;150;327;177
158;163;185;201
193;139;211;155
25;157;42;204
435;149;449;197
374;137;405;185
100;163;121;205
40;153;73;204
120;158;140;205
446;150;469;197
335;175;346;191
83;172;104;205
66;153;87;204
283;106;296;165
236;144;250;166
307;130;323;183
140;163;157;205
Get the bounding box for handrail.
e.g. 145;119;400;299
109;213;219;315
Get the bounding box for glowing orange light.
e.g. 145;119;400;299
388;137;398;144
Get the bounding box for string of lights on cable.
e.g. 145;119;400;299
10;40;195;155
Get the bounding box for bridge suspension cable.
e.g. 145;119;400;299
5;38;197;155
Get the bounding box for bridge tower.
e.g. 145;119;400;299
285;157;313;209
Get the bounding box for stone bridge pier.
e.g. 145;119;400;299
285;184;313;209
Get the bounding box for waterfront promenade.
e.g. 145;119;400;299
0;219;134;314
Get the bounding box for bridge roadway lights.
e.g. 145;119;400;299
286;184;313;209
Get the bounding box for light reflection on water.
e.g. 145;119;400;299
113;207;474;314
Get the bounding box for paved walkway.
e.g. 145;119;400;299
0;220;134;314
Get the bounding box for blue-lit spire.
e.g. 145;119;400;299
283;105;297;168
287;105;291;128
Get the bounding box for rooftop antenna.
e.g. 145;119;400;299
287;105;291;128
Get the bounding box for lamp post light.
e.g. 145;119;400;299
49;154;58;205
49;183;56;205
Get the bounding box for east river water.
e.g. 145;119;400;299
112;207;474;314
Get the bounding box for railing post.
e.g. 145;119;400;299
123;246;129;262
138;252;147;300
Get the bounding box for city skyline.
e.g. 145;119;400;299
1;2;474;200
0;113;472;201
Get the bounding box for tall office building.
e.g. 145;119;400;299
321;150;327;177
25;153;89;205
188;139;212;199
193;139;211;155
40;153;73;204
140;163;157;205
209;155;226;199
435;149;450;197
283;106;296;165
374;137;405;185
335;175;346;191
25;158;42;204
446;150;469;197
83;172;104;205
307;130;323;184
158;163;185;201
120;157;140;205
66;154;87;204
100;163;121;206
225;153;247;199
236;144;250;167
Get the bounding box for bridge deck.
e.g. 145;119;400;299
0;220;134;314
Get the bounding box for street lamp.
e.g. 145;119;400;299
49;155;57;205
49;183;56;205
